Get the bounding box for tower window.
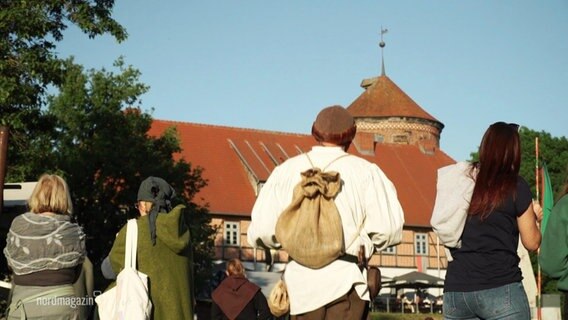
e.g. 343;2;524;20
393;135;409;144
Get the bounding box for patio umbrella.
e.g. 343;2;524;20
383;271;444;290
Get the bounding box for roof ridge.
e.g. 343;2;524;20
153;119;312;137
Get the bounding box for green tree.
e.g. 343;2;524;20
517;128;568;201
469;127;568;197
518;128;568;296
48;59;216;293
0;0;126;181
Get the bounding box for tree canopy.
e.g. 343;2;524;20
1;0;126;181
47;58;215;292
0;1;215;295
468;126;568;200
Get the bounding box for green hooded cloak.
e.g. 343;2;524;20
109;205;194;319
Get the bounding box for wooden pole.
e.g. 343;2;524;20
0;126;9;215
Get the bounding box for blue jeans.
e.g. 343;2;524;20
443;282;530;320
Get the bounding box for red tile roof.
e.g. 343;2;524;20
361;144;455;227
149;120;455;227
348;75;441;124
149;121;315;215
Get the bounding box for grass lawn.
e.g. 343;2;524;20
370;312;443;320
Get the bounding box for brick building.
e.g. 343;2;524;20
149;71;455;284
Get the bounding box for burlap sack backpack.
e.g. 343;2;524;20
275;154;348;269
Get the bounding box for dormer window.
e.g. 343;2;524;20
393;135;409;144
374;134;384;143
256;181;265;196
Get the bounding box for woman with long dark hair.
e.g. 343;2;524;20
442;122;542;320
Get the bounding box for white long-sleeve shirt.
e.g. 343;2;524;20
247;146;405;315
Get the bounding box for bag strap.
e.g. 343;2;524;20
304;152;362;252
124;219;139;269
345;215;366;252
304;153;350;171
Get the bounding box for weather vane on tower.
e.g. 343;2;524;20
380;26;388;76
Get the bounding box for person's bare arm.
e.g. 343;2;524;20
518;200;542;252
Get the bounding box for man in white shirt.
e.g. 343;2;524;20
247;105;405;319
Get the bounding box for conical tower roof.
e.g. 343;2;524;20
347;75;442;125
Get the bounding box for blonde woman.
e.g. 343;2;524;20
4;174;86;319
211;258;271;320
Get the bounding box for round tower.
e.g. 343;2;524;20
347;30;444;155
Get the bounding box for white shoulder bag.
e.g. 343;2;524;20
430;161;475;261
96;219;152;320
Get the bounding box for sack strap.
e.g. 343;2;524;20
305;152;362;253
124;219;139;269
337;254;359;264
6;285;75;320
305;153;350;172
345;215;366;252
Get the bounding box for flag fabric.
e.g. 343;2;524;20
541;162;554;235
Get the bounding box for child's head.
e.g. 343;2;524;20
226;258;246;276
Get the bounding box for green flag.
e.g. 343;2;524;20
541;162;554;235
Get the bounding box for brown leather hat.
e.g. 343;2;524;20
311;105;356;145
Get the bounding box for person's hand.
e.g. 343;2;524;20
532;200;543;222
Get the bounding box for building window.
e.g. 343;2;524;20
256;181;265;196
383;245;396;254
393;135;409;144
415;233;428;255
224;222;240;246
374;134;384;143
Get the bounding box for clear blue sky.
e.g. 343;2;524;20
56;1;568;161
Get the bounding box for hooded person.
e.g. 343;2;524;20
247;105;404;319
211;258;271;320
106;176;194;320
136;176;176;246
